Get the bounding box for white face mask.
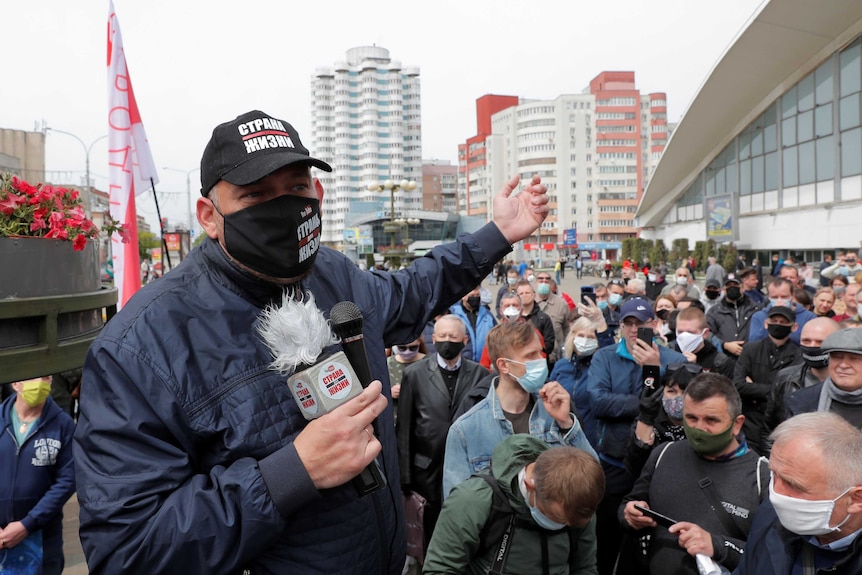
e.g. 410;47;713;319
769;478;853;536
675;330;705;354
648;273;657;282
503;306;521;322
675;276;689;286
574;336;598;356
527;274;536;283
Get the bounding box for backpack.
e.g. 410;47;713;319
473;473;582;575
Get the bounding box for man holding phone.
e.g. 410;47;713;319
587;297;687;574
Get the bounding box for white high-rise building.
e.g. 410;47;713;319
311;46;423;247
460;72;669;262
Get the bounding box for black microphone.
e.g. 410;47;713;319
330;301;387;496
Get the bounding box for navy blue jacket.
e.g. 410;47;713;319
74;226;511;575
734;499;862;574
1;396;76;563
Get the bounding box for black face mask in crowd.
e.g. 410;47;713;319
800;345;830;369
705;289;721;300
435;340;465;360
466;296;481;311
725;286;742;301
218;195;321;279
767;323;793;340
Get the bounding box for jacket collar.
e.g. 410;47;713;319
200;238;287;309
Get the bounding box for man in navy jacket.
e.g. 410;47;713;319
73;110;550;575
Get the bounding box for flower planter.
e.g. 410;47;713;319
0;237;117;384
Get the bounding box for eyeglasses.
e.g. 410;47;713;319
609;279;625;286
667;363;704;375
536;276;552;281
398;345;420;352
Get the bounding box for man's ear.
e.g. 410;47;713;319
314;177;325;202
732;414;745;436
198;196;220;240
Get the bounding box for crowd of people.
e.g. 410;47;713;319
5;110;862;575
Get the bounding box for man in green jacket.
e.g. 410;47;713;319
423;435;603;575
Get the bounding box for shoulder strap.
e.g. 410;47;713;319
696;475;747;540
654;441;673;470
474;474;516;562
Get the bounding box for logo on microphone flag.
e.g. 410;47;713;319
287;352;362;420
107;1;159;308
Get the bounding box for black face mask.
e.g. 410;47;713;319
218;195;321;279
705;289;721;300
725;286;742;301
435;340;465;360
800;345;829;369
656;309;670;321
767;323;793;340
466;296;481;311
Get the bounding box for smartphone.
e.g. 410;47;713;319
637;326;654;346
633;504;678;528
580;285;595;306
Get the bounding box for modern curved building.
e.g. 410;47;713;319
636;0;862;261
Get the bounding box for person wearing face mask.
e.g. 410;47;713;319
736;411;862;575
661;266;702;300
653;295;677;345
706;274;760;363
672;307;735;379
443;321;596;497
622;374;770;575
495;268;521;319
74;110;550;575
645;267;667;301
821;251;862;281
833;281;861;323
548;309;615;448
450;285;497;363
397;315;489;551
624;362;703;480
748;278;818;346
535;272;569;365
0;376;76;575
477;292;548;372
700;278;723;314
427;435;604;575
759;317;841;457
588;297;687;575
387;338;427;422
785;328;862;429
595;281;623;335
732;305;802;453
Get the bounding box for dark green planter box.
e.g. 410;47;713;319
0;237;117;384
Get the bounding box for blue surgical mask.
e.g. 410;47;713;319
609;293;623;306
519;468;567;530
505;357;548;393
769;298;795;310
537;283;551;296
507;277;517;286
597;300;609;311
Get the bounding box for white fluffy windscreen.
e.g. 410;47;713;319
257;288;340;374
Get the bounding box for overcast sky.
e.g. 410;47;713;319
1;0;764;233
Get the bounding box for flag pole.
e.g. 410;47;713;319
149;177;173;273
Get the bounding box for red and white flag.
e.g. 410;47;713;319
107;0;158;308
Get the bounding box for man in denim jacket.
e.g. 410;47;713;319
442;321;596;498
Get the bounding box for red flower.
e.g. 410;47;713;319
72;234;87;250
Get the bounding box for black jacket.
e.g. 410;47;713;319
733;338;801;452
522;305;556;359
671;339;735;379
396;355;489;505
706;295;761;348
760;363;824;456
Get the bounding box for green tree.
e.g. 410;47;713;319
650;239;668;267
138;230;161;262
722;243;738;271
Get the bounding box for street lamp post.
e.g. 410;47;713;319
366;178;417;252
46;128;108;214
163;166;201;236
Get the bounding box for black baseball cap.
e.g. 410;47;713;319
200;110;332;195
767;306;795;322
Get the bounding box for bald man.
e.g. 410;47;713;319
760;317;842;456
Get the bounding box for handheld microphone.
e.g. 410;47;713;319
330;301;387;496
